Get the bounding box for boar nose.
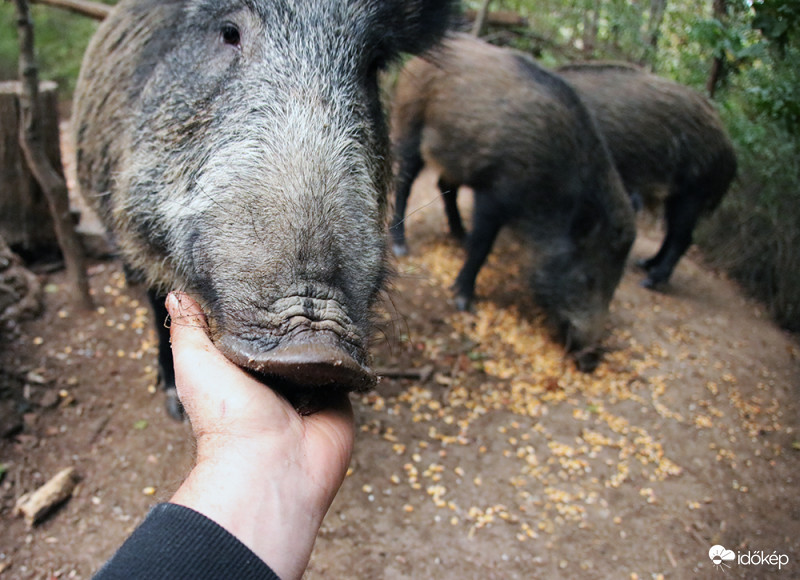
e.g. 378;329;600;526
216;332;376;393
570;346;602;373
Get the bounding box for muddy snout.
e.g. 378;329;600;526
217;331;375;391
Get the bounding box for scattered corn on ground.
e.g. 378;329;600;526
337;228;796;572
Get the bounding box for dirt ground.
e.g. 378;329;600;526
1;164;799;580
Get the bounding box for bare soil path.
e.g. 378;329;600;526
1;166;798;579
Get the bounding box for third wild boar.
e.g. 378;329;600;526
558;62;737;289
72;0;454;416
390;35;636;372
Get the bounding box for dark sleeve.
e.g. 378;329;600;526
93;503;281;580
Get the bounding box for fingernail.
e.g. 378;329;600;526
165;292;179;316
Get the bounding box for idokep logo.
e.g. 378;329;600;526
709;544;790;572
709;545;735;571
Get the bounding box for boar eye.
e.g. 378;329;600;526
220;22;241;47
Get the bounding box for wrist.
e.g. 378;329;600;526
171;447;323;580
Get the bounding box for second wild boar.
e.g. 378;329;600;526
390;35;636;372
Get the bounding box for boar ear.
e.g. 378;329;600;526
388;0;457;57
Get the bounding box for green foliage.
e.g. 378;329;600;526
753;0;800;53
696;38;800;329
0;6;18;80
0;3;111;95
689;12;761;65
746;47;800;133
697;112;800;329
464;0;656;62
750;1;800;133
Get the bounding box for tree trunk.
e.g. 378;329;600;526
471;0;492;37
582;0;600;58
707;56;723;98
13;0;92;309
707;0;728;98
642;0;668;67
0;80;61;260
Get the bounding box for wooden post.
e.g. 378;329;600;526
13;0;92;309
0;80;61;261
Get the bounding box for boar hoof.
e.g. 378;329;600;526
164;387;185;421
392;243;409;257
635;257;655;272
640;276;667;292
453;294;472;312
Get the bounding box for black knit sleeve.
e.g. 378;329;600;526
93;503;281;580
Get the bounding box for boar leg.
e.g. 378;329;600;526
390;135;425;257
629;190;644;213
438;177;466;242
452;191;505;311
146;289;183;420
640;193;702;289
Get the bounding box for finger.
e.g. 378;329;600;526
166;292;242;377
166;292;247;410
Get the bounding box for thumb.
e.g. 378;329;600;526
165;292;235;375
165;292;210;345
164;291;270;390
164;292;291;435
164;292;234;414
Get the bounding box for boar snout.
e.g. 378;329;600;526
570;346;603;374
212;292;375;394
556;312;608;374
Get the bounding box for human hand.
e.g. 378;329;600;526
164;292;355;580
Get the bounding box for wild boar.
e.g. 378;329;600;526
72;0;454;416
